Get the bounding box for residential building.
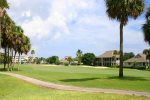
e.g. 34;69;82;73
12;55;28;64
95;50;120;67
124;54;148;68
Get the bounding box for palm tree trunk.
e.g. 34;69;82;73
149;60;150;69
0;19;2;66
12;51;17;70
17;53;21;71
4;47;7;70
7;48;10;71
10;49;13;71
119;23;124;78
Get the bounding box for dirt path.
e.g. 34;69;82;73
0;72;150;97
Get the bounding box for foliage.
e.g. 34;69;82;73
0;0;9;9
34;57;46;64
82;53;96;66
0;53;4;64
143;49;150;55
0;0;31;71
34;57;41;64
142;7;150;45
1;14;31;70
66;56;73;65
31;49;35;55
123;52;135;61
46;56;59;65
76;49;83;65
143;49;150;69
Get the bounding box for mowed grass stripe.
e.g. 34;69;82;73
6;64;150;92
0;74;149;100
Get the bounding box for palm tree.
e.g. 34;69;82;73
0;0;9;9
1;14;14;70
146;53;150;69
67;56;73;65
142;7;150;45
113;50;119;67
76;49;83;65
31;49;35;63
0;0;9;64
105;0;144;77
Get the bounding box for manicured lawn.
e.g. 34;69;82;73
5;64;150;92
0;74;149;100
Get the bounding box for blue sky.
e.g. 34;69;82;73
7;0;150;58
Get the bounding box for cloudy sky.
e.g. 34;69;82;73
7;0;150;58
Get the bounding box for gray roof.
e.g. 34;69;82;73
124;54;147;63
97;50;120;58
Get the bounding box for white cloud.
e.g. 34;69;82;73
21;0;98;41
7;0;149;57
21;10;31;17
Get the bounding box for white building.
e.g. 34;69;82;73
12;55;29;64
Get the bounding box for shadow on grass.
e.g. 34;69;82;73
0;68;7;71
107;76;149;81
0;68;22;72
60;77;100;82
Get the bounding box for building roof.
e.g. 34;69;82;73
124;54;147;63
97;50;120;58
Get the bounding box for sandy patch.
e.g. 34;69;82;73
81;66;109;69
41;64;108;69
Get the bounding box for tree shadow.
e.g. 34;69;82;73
0;68;22;72
60;77;100;82
107;76;149;81
0;68;7;72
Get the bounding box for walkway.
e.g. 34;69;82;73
0;72;150;97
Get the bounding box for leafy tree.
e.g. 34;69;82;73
123;52;135;61
0;0;9;9
0;1;31;71
142;7;150;45
112;50;120;67
1;13;31;70
67;56;73;65
105;0;144;77
82;53;95;66
143;49;150;55
0;0;9;49
0;52;4;64
146;53;150;69
76;49;83;65
46;56;59;64
143;49;150;69
31;49;35;63
34;57;41;64
31;49;35;55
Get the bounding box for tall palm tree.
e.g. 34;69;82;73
76;49;83;65
31;49;35;63
113;50;119;67
0;0;9;9
0;0;9;55
67;56;73;65
142;8;150;69
142;7;150;45
1;14;14;70
105;0;144;77
146;53;150;69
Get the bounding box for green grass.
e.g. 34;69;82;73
0;74;149;100
5;64;150;92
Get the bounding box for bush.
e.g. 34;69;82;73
46;56;59;65
82;53;96;66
